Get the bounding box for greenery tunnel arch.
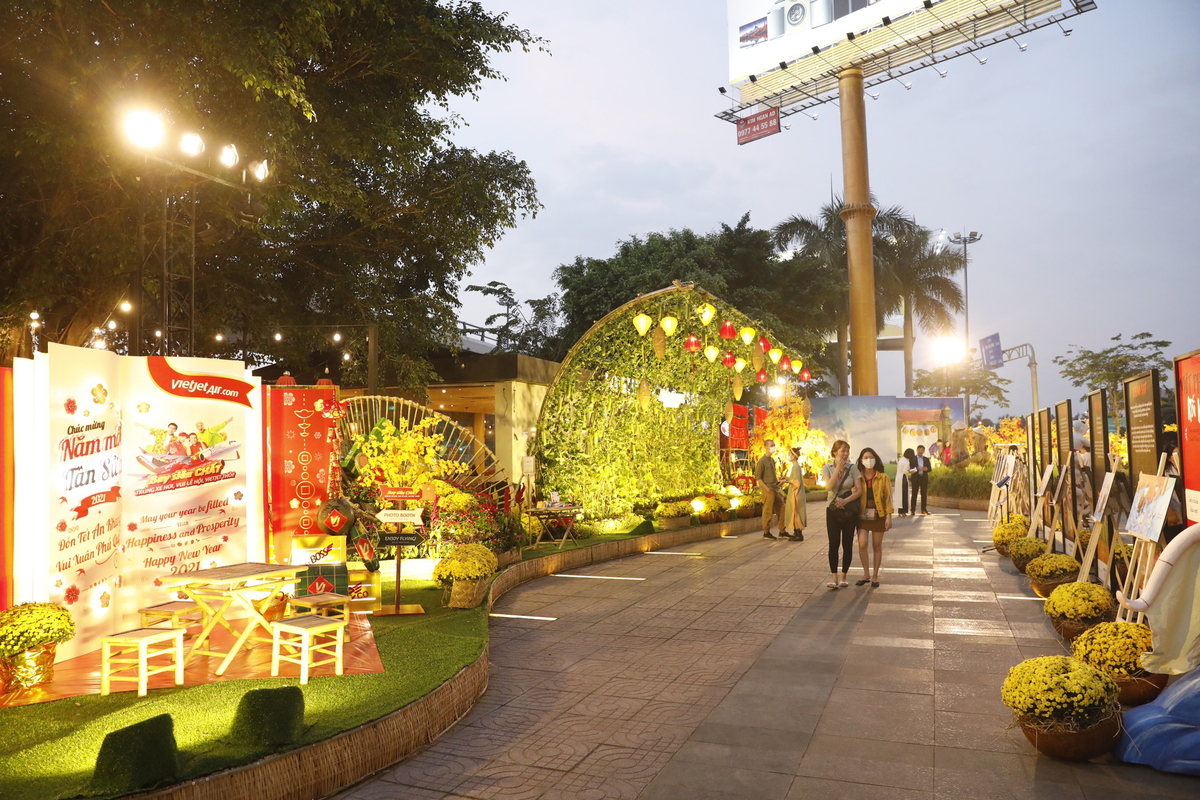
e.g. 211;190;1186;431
530;283;808;518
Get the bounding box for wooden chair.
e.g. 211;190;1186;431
100;628;186;697
270;615;346;685
289;592;351;640
138;600;204;635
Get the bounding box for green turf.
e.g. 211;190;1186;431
0;577;486;800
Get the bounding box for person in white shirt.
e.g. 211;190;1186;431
895;448;914;517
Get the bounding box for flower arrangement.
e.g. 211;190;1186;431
1025;554;1080;582
0;603;76;659
1008;537;1045;572
1044;583;1115;623
1072;622;1153;678
431;544;498;589
653;501;694;520
1001;656;1118;730
992;520;1026;551
692;495;731;514
1008;513;1030;530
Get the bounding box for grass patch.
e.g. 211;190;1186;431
0;577;486;800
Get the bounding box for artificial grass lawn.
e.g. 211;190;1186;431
0;576;487;800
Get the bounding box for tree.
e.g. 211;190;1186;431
772;196;916;395
0;0;542;387
878;227;964;396
914;360;1011;421
466;281;562;360
1052;333;1172;432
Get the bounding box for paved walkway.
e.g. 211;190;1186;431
332;509;1200;800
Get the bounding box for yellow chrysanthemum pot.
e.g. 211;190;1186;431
1001;656;1121;761
1044;583;1118;642
1072;622;1168;707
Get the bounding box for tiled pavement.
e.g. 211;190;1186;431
331;510;1200;800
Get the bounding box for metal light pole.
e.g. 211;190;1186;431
949;230;981;420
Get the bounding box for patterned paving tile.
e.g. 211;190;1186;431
454;762;562;800
574;744;674;781
386;751;488;793
541;772;644;800
567;693;650;720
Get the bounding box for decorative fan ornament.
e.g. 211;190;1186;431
751;349;764;371
652;326;667;359
638;379;653;411
732;375;744;401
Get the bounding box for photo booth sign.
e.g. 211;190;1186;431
11;344;263;659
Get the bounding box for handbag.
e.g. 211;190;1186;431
830;466;859;524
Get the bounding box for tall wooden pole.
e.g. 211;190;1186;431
838;66;878;396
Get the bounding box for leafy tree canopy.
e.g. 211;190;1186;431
1052;333;1172;429
0;0;542;386
914;360;1011;420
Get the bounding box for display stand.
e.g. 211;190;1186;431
1040;462;1075;556
375;494;426;616
1026;466;1055;541
1116;454;1168;625
1076;471;1116;582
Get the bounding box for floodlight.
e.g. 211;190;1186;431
120;301;131;312
811;46;820;54
882;16;891;25
30;321;39;329
970;231;978;238
931;336;966;366
274;332;282;341
93;327;102;334
343;352;351;361
154;330;162;337
29;311;39;320
718;87;727;94
333;332;342;342
123;110;165;149
107;320;116;330
847;32;855;41
923;0;932;8
748;74;757;83
250;160;269;182
953;231;961;238
180;133;205;156
779;61;787;70
93;339;106;349
219;144;239;168
215;333;224;342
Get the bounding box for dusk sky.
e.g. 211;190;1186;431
451;1;1200;419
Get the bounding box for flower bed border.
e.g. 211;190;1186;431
136;515;760;800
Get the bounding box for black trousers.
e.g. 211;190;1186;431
899;475;909;514
826;506;856;574
911;475;928;513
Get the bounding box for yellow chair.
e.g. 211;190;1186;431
138;600;204;634
270;615;346;685
289;592;351;640
100;628;186;697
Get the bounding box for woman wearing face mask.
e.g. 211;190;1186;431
821;440;864;589
854;447;893;588
782;447;807;541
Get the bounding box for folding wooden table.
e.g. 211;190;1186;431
527;505;584;550
156;562;306;676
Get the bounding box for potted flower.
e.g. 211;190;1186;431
992;520;1025;557
1043;582;1117;641
1008;537;1045;574
1025;553;1080;598
432;543;499;609
711;494;732;522
1001;656;1121;760
1072;621;1167;706
0;603;76;692
654;501;693;530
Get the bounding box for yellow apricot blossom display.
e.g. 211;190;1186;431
352;417;467;492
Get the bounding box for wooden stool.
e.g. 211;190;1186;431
138;600;204;634
290;592;351;640
100;627;186;697
270;615;346;685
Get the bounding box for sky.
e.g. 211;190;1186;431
448;1;1200;420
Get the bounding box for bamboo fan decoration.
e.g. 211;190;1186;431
752;349;764;371
638;379;653;411
652;326;667;359
732;375;744;401
725;401;735;425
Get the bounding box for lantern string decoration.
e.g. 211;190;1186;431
719;320;737;340
704;344;720;363
790;358;803;374
759;336;771;354
734;357;747;374
756;368;768;384
779;354;792;372
684;333;702;353
696;303;717;327
799;366;812;383
633;312;653;337
659;315;679;337
739;326;756;346
722;351;736;369
768;347;782;365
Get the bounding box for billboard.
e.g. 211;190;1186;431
1123;369;1162;484
737;107;782;145
1174;349;1200;524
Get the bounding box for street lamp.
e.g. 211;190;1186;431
948;230;981;420
123;110;165;150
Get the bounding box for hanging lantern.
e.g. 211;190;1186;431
633;313;653;337
791;358;803;375
759;336;771;354
732;375;744;401
739;326;756;346
734;357;747;373
684;333;702;353
652;326;667;359
659;315;679;337
638;379;652;411
769;347;783;365
751;349;763;371
719;320;737;340
725;401;735;424
799;367;812;383
722;351;736;369
696;303;717;327
756;368;768;384
704;345;721;363
779;354;792;372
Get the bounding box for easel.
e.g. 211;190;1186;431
1116;454;1168;625
1076;471;1115;583
1025;465;1056;542
1038;462;1076;556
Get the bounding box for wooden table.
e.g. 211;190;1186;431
156;562;306;676
527;505;584;550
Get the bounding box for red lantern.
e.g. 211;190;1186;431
722;351;736;369
756;368;768;384
758;336;771;353
684;333;702;353
799;367;812;383
718;320;736;340
779;354;792;372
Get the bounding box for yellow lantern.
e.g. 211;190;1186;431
739;326;756;346
696;302;716;327
769;348;783;365
659;315;678;337
734;357;747;373
704;344;720;363
791;358;803;374
633;313;653;337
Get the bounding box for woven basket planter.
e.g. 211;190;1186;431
1030;575;1075;599
0;642;57;693
698;512;718;525
1116;672;1169;707
995;543;1011;557
658;516;691;530
443;577;491;609
1049;606;1117;642
1018;713;1121;761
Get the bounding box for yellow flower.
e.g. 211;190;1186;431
1072;622;1153;677
1001;656;1117;726
1044;582;1115;622
432;543;498;588
1025;554;1079;582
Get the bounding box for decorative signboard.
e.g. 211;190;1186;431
1173;349;1200;524
1123;370;1162;485
265;385;338;566
1087;389;1109;508
736;107;780;145
1038;408;1054;481
1055;399;1076;554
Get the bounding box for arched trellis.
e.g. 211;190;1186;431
531;283;808;518
338;396;508;497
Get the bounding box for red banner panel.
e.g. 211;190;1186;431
737;107;780;145
1176;351;1200;524
730;403;749;450
266;386;338;564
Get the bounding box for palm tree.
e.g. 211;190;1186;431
879;227;965;396
772;195;915;395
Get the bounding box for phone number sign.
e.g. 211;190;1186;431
736;107;780;145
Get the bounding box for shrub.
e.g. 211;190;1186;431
431;543;498;588
597;513;645;534
928;464;992;500
653;501;693;520
1072;622;1154;677
230;687;306;746
1001;656;1117;729
1044;582;1115;622
1025;554;1080;582
1008;537;1045;569
0;602;76;658
92;714;179;794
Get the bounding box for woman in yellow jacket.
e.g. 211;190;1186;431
853;447;893;588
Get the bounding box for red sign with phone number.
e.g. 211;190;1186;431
737;107;780;145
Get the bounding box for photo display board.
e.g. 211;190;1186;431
1087;389;1109;507
1038;408;1053;478
1123;369;1162;485
1055;400;1076;551
1174;349;1200;524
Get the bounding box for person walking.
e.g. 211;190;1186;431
896;448;914;517
822;440;863;588
854;447;893;588
911;444;931;515
755;439;785;540
782;447;807;541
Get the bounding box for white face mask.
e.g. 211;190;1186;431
863;458;876;469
